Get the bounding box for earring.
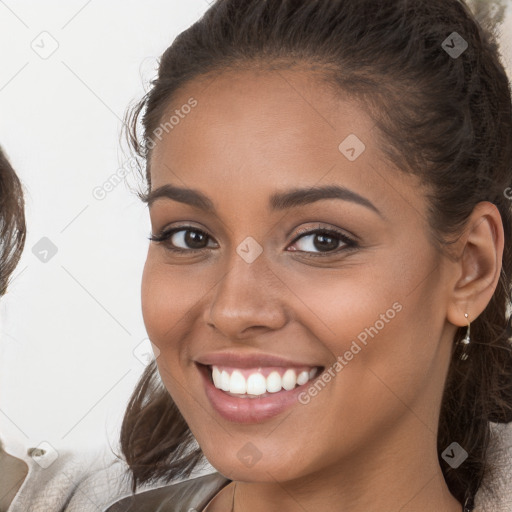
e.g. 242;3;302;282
458;313;471;361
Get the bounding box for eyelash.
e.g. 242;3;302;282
149;225;358;258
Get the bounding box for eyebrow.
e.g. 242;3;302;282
144;184;383;217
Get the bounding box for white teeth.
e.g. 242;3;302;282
247;373;267;395
211;365;319;396
220;370;230;392
282;369;297;390
229;370;247;394
212;366;221;388
297;370;309;386
266;371;282;393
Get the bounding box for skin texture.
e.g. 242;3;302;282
141;68;503;512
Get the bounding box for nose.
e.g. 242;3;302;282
204;250;288;339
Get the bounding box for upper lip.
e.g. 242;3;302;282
195;351;323;369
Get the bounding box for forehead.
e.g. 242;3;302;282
148;68;422;216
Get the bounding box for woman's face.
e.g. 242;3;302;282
141;68;459;483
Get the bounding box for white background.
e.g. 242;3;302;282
0;0;511;457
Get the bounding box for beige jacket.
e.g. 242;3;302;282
1;442;221;512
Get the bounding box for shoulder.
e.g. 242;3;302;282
5;443;136;512
474;422;512;512
3;438;229;512
104;472;231;512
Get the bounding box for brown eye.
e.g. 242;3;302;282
149;227;216;253
289;228;357;256
180;229;209;249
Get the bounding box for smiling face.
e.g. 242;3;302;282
141;68;459;485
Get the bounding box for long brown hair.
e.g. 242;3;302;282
0;147;26;296
120;0;512;505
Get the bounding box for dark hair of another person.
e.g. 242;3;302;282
0;147;25;296
120;0;512;505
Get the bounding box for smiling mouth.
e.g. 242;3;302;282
198;363;324;398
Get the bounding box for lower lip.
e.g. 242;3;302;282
197;363;320;424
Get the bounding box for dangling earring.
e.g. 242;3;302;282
458;313;471;361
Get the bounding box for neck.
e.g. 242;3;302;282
231;416;463;512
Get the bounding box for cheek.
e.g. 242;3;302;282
286;251;443;404
141;252;206;347
140;257;165;343
140;255;196;404
278;258;404;353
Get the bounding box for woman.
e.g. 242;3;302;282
116;0;512;511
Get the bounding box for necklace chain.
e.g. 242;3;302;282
231;482;237;512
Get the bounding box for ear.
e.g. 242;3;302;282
446;201;504;327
